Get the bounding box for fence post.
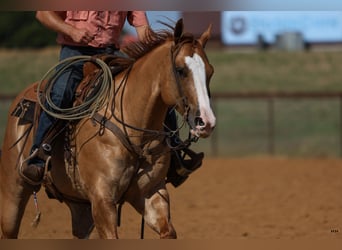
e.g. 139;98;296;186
211;98;218;156
267;97;275;155
340;96;342;157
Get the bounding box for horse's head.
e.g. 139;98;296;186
166;19;216;138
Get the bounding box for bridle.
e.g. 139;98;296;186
95;39;201;158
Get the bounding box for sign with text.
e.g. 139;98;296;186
221;11;342;45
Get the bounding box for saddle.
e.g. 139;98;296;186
11;54;124;130
11;54;127;196
12;56;121;161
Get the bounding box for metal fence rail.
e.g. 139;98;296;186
0;94;14;101
2;91;342;156
211;91;342;157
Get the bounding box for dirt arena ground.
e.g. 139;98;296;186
11;157;342;239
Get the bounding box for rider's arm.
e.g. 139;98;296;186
35;11;72;36
127;11;150;42
135;25;150;41
35;11;93;44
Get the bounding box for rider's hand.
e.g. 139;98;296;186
69;28;94;44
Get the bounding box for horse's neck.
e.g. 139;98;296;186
111;43;172;133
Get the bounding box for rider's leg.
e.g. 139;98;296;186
21;45;128;184
21;46;84;184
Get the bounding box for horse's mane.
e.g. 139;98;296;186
122;28;173;60
112;21;195;71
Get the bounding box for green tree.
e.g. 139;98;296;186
0;11;56;48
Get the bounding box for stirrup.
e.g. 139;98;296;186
176;147;204;175
18;148;50;186
166;148;204;187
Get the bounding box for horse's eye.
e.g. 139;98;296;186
176;67;187;78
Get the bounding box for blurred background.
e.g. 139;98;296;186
2;11;342;158
2;11;342;240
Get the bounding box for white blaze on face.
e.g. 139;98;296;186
185;53;216;129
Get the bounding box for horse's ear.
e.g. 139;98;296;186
174;18;184;44
198;23;212;48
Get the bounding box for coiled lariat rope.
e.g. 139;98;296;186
37;55;114;120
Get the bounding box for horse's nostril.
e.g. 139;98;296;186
195;117;205;127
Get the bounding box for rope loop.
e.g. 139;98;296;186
36;55;113;120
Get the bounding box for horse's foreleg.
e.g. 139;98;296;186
128;186;177;239
0;183;32;239
145;187;177;239
90;195;119;239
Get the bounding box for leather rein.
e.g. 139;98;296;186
92;41;198;158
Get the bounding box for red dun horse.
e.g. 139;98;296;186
0;19;215;239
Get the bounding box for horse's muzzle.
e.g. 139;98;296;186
190;116;215;138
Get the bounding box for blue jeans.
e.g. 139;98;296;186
32;45;122;150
